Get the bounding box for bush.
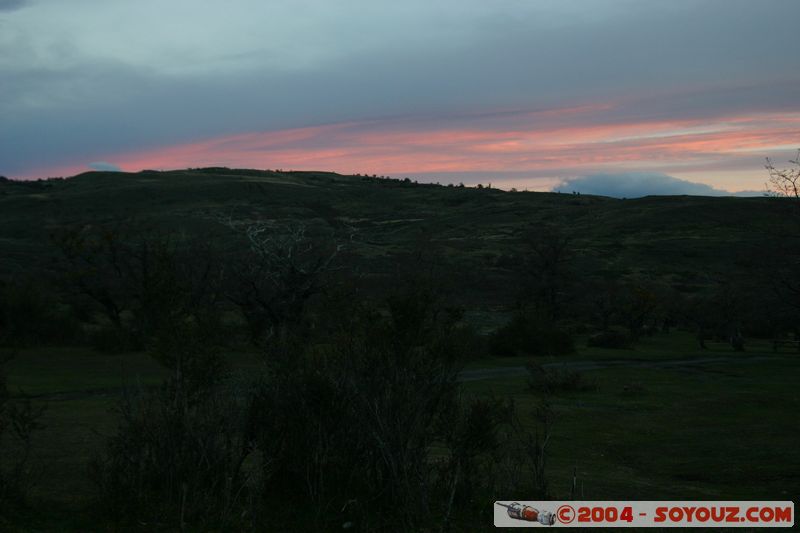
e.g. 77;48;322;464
93;287;558;530
91;321;247;529
488;399;554;501
245;288;471;530
0;278;82;347
0;354;45;513
620;381;647;397
526;363;595;394
86;325;138;353
489;312;574;356
91;379;251;529
435;394;512;528
586;328;633;349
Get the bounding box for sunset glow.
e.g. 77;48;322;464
22;106;800;193
3;0;799;195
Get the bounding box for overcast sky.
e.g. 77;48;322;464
2;0;798;194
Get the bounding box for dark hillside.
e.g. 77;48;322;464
1;169;797;530
0;168;785;317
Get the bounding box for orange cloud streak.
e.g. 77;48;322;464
21;108;800;191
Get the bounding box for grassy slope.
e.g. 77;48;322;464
0;169;787;307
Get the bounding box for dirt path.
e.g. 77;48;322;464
458;354;782;382
14;355;785;400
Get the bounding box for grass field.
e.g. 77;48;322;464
3;331;797;528
466;335;800;502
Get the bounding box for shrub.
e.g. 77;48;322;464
526;363;595;394
86;324;138;353
91;380;252;529
489;312;574;356
93;287;558;531
90;322;247;529
620;382;647;397
0;278;81;347
586;328;633;349
0;355;45;512
489;399;554;501
245;288;470;530
436;395;510;529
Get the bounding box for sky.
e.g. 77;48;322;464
1;0;799;196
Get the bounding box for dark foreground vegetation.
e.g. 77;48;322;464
1;162;799;530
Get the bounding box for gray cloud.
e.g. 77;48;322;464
88;161;121;172
554;173;761;198
0;0;27;12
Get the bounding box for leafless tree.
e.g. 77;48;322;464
223;218;347;346
762;150;800;324
765;149;800;199
53;223;225;347
53;225;132;330
522;225;573;321
619;283;659;340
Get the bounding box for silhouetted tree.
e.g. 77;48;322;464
522;225;573;321
225;221;344;347
54;224;225;349
586;279;622;332
761;150;800;320
688;279;747;351
765;149;800;199
618;282;658;340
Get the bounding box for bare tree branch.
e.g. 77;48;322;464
765;149;800;199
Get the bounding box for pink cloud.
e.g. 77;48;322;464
18;104;800;192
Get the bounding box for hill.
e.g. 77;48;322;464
1;168;798;530
0;168;786;311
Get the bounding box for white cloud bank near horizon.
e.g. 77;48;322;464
553;173;762;198
87;161;121;172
